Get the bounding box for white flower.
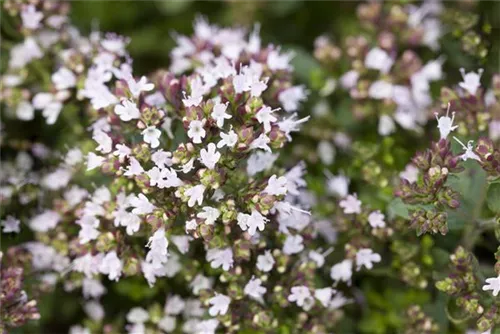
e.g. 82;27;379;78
52;67;76;90
256;250;275;272
368;80;393;99
326;173;349;198
278;86;307;112
171;235;190;254
21;5;43;30
16;101;35;121
101;37;128;56
263;175;287;196
77;216;100;244
318;140;336;165
483;275;500;297
152;150;173;167
3;74;22;87
378;115;396;136
330;259;353;284
142;126;161;148
459;68;483;96
99;251;123;281
32;92;64;124
247;152;278;176
267;49;293;71
30;210;60;232
141;261;167;287
283;235;304;255
113;144;131;159
86;152;105;171
65;148;83;166
217;129;238;148
73;253;103;278
82;278;107;299
199;143;221;169
308;250;326;268
130;193;155;215
181;158;195;173
185;184;206;207
208;294;230;316
127;307;149;323
124;157;144;177
435;104;458;139
278;114;310;141
244;276;267;299
196;206;220;225
194;319;220;334
182;91;203;107
145;91;166;107
93;130;113;154
454;137;481;162
190;274;212;295
185;219;197;232
84;301;104;321
339;194;362;214
41;168;72;190
147;167;163;187
146;228;169;269
114;99;140;121
127;76;154;98
340;70;359;89
9;37;43;69
489;120;500;141
256;106;277;133
365;47;394;74
288;286;313;309
238;210;268;235
314;287;333;307
206;248;234;271
400;164;419;184
158;316;176;332
356;248;381;271
250;133;271;152
330;291;352;309
187;119;206;144
211;102;231;128
2;216;21;233
69;326;90;334
368;211;386;228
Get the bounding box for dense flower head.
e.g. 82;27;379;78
1;14;359;333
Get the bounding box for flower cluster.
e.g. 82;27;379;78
0;252;40;331
311;0;444;142
2;12;370;333
437;247;500;332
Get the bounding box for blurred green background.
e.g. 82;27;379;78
70;1;363;75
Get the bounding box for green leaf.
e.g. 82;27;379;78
285;46;321;84
487;183;500;213
447;165;488;230
387;198;410;219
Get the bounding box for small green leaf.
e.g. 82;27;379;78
487;183;500;213
387;198;410;219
